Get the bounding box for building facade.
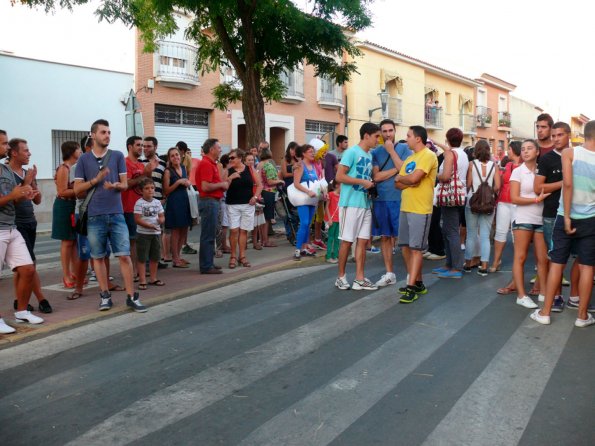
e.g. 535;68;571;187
570;114;590;146
134;12;345;163
509;95;543;141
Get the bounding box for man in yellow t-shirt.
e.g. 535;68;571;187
394;125;438;304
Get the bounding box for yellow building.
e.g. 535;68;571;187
345;41;481;146
570;114;590;146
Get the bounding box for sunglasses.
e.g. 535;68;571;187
228;155;238;160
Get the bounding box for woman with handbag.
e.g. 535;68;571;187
433;128;469;279
292;144;321;260
225;149;262;268
163;147;192;268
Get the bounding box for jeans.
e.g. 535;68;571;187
427;206;445;256
199;198;220;271
326;222;340;260
464;206;493;262
296;205;315;250
87;213;130;259
542;216;556;251
441;206;463;269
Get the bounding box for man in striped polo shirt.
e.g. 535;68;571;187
531;120;595;327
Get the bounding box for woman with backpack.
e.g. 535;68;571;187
509;139;550;309
464;140;500;276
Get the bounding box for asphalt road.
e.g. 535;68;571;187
1;246;594;445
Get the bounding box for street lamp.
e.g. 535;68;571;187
368;89;389;121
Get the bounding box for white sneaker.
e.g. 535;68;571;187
335;276;351;290
530;309;550;325
460;244;466;250
575;313;595;328
375;272;397;287
516;296;538;309
352;278;378;291
426;253;446;260
538;294;545;302
422;251;431;258
0;318;16;334
14;310;44;325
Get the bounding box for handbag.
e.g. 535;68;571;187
436;151;466;207
187;187;199;219
75;150;112;236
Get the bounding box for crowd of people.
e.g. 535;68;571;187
1;112;594;334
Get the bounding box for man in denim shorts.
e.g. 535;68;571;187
74;119;146;313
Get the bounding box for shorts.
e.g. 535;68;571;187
136;233;161;262
254;212;265;228
228;203;255;231
398;211;431;251
512;221;543;233
339;207;372;242
75;213;111;261
549;215;595;266
372;200;400;237
220;201;230;227
0;228;33;270
87;213;131;259
262;190;276;221
314;202;325;224
124;212;137;240
16;221;37;262
542;216;556;251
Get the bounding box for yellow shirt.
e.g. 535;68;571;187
399;148;438;214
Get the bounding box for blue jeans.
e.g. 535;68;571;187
464;206;493;262
296;205;315;250
542;216;556;252
87;213;130;259
441;206;464;269
199;198;220;271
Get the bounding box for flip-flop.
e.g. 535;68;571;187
149;280;165;286
138;283;148;290
173;263;190;268
108;284;125;292
497;287;516;295
67;291;83;300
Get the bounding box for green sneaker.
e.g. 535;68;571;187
398;283;427;295
399;288;419;304
182;244;198;255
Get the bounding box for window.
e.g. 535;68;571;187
160;56;186;69
155;105;209;127
477;89;487;107
305;120;336;134
52;130;88;170
445;92;452;114
498;95;507;112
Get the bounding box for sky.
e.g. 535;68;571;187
1;0;593;121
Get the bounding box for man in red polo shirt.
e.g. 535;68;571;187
195;138;228;274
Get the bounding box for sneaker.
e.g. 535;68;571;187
14;310;44;324
99;291;113;311
375;273;396;287
126;292;147;313
566;299;595;311
422;251;431;259
325;258;338;264
460;244;466;251
432;266;449;274
477;268;488;277
574;313;595;328
88;272;97;282
399;287;419;304
300;249;316;257
561;276;570;286
352;278;378;291
38;299;53;314
538;294;545;303
13;300;34;312
311;239;327;250
335;276;351;290
426;253;446;260
398;283;427;295
551;295;565;313
529;275;537;284
516;295;538;309
157;261;169;269
463;265;472;273
438;270;463;279
366;246;381;254
181;244;198;254
0;318;16;334
530;309;551;325
293;250;301;261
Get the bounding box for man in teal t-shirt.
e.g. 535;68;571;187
335;122;380;291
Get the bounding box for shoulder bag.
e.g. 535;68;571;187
436;151;466;207
75;150;112;236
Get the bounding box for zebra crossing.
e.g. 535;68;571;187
0;263;593;445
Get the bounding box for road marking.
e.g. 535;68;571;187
0;266;331;371
239;279;496;446
64;286;403;446
421;316;574;446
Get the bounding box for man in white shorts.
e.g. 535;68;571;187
335;122;380;290
0;129;43;334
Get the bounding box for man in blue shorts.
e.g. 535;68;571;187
74;119;146;313
372;119;411;287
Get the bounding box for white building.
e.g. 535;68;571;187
510;95;543;141
0;52;133;222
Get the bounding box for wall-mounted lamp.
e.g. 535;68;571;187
368;89;389;121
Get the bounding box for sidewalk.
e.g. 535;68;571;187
0;232;326;346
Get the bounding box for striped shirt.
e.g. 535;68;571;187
557;145;595;219
143;157;167;201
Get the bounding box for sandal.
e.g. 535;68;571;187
263;242;277;248
134;274;140;283
528;287;540;296
222;248;232;254
239;257;251;267
149;279;165;286
67;291;83;300
497;287;516;295
253;243;262;250
138;283;148;290
229;257;237;269
488;262;502;273
108;284;125;292
173;262;190;268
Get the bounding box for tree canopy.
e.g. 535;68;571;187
19;0;373;146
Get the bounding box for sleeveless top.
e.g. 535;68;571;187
300;162;318;184
54;163;75;200
557;146;595;219
468;160;495;198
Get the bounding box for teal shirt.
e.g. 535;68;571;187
338;145;373;209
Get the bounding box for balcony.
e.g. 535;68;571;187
279;68;305;104
425;105;443;129
460;114;477;135
498;111;512;130
571;130;585;145
318;77;343;109
476;106;492;128
387;97;403;124
154;41;199;89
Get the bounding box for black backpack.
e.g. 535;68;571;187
469;161;496;214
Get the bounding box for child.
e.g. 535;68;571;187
134;178;166;289
325;180;341;263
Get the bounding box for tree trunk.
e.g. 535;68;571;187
241;69;266;149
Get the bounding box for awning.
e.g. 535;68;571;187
459;94;473;112
380;69;403;94
425;86;439;97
